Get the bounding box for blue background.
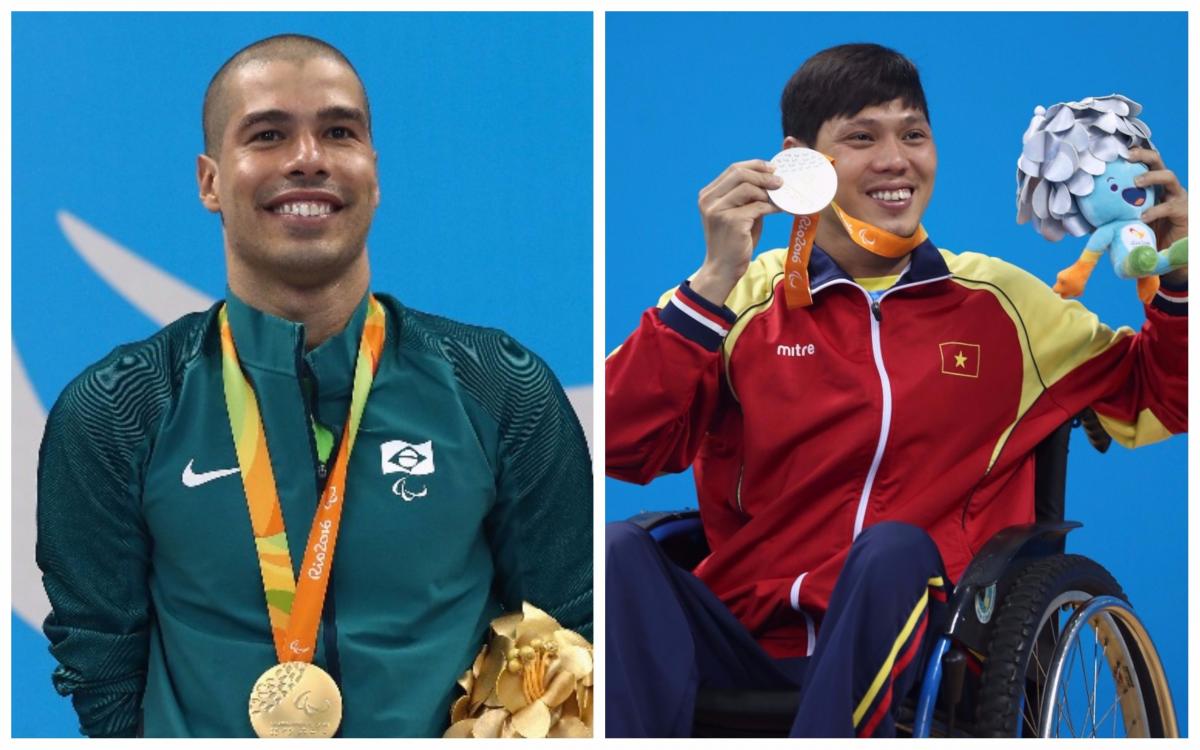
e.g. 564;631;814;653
11;12;591;737
605;11;1187;734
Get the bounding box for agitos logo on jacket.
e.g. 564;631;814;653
380;439;436;501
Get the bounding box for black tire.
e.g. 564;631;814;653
975;554;1128;737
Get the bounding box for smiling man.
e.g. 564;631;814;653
36;34;592;738
606;43;1187;737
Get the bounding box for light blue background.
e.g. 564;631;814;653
606;11;1187;734
12;12;592;737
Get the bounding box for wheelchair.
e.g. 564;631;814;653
628;410;1179;738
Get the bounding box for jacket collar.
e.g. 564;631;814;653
808;237;950;294
224;287;370;396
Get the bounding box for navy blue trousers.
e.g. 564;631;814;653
606;520;949;737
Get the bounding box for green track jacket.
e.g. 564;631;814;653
36;291;593;737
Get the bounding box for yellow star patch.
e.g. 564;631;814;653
939;341;980;378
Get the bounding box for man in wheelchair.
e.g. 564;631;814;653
605;44;1187;737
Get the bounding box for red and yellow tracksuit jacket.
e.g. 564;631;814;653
606;240;1187;659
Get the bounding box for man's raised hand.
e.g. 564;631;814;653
691;160;783;305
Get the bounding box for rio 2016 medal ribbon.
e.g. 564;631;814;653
830;202;928;259
220;295;387;738
768;148;837;308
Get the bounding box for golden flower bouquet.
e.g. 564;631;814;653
444;603;592;738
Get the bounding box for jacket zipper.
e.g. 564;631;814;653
295;346;343;701
808;273;951;540
853;289;893;540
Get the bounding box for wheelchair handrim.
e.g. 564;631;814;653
1035;594;1177;738
1020;590;1173;738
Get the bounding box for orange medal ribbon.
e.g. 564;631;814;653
220;296;386;664
830;202;928;259
782;204;929;309
784;213;820;308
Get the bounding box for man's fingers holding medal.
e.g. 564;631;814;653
700;160;784;207
711;182;778;214
728;199;782;221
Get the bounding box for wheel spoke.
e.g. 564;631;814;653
1031;644;1043;703
1072;624;1094;733
1090;627;1100;736
1057;640;1080;737
1095;692;1120;737
1023;686;1036;732
1032;632;1050;727
1023;681;1039;736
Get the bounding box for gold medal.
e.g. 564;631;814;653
249;661;343;738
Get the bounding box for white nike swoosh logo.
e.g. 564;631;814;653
182;459;241;488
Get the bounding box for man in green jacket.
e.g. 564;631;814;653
36;33;592;738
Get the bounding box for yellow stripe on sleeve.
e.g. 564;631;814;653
722;249;788;401
1095;408;1172;449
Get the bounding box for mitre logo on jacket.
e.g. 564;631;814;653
380;439;436;501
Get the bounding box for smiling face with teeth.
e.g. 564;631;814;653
785;98;937;250
198;54;379;290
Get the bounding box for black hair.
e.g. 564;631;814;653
202;33;371;157
780;43;929;145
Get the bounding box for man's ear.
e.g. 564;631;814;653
782;136;807;151
371;150;381;208
197;154;221;213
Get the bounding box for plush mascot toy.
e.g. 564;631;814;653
1015;94;1187;303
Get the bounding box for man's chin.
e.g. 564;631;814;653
840;203;919;237
279;243;361;268
240;242;362;279
864;213;922;239
277;223;336;241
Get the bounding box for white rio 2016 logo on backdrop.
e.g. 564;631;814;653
379;439;435;502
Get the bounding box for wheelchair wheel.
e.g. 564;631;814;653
974;554;1176;737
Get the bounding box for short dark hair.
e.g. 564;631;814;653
780;43;929;146
202;33;372;157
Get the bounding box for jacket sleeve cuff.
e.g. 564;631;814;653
1151;280;1187;316
656;280;738;351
